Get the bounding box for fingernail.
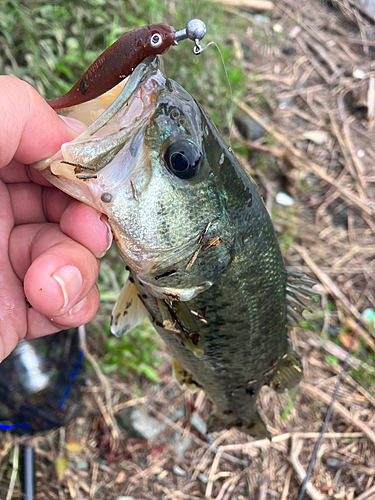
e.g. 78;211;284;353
59;115;88;135
52;265;83;310
99;216;113;256
69;297;86;316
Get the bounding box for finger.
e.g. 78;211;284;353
7;183;71;225
25;285;100;339
7;183;112;256
0;76;86;167
0;179;28;363
60;201;112;257
9;223;100;317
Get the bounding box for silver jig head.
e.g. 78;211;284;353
174;19;206;55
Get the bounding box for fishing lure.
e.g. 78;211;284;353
47;18;206;109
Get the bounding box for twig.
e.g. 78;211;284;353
6;441;19;500
206;451;223;499
233;98;374;217
353;484;375;500
78;325;120;446
294;245;375;345
300;383;375;446
281;468;293;500
307;335;375;373
290;435;324;500
257;478;268;500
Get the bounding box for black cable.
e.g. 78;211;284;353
297;319;362;500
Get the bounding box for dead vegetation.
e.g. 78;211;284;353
1;0;375;499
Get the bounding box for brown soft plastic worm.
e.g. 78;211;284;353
47;24;176;109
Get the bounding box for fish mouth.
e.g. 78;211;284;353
33;57;165;194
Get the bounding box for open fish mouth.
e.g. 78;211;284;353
33;57;163;205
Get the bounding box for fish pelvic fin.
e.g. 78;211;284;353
111;276;149;337
286;269;321;328
157;299;204;358
207;410;270;440
270;342;303;393
172;357;200;393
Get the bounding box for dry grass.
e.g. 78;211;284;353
1;0;375;498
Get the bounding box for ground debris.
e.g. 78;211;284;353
2;0;375;499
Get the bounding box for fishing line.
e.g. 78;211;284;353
199;41;234;146
296;317;363;500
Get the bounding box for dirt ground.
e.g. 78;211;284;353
1;0;375;499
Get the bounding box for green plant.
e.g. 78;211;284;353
100;320;162;383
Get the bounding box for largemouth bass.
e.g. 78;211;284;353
34;57;316;438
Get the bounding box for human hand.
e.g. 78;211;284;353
0;76;112;362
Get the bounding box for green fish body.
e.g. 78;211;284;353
34;58;314;438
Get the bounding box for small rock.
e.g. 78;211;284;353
175;434;193;458
235;116;266;141
273;23;283;33
75;458;89;471
353;69;366;80
253;14;268;25
289;26;301;39
118;407;165;442
275;192;294;207
303;130;329;145
190;412;207;436
116;497;136;500
357;149;365;158
174;407;186;420
172;464;187;476
198;473;209;484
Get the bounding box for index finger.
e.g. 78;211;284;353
0;76;84;167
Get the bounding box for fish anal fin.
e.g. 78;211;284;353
207;410;270;440
172;357;199;393
111;277;149;337
270;343;303;393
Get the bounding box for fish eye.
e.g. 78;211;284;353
164;140;202;180
150;33;163;48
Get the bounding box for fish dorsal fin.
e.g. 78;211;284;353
286;270;321;328
111;277;149;337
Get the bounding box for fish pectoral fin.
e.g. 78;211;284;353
270;343;303;393
172;357;200;393
207;410;270;440
111;277;149;337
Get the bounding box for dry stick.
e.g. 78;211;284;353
297;315;366;500
290;436;324;500
233;98;374;218
308;335;375;374
353;484;375;500
295;245;375;351
301;383;375;446
5;441;19;500
280;468;293;500
78;325;120;446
